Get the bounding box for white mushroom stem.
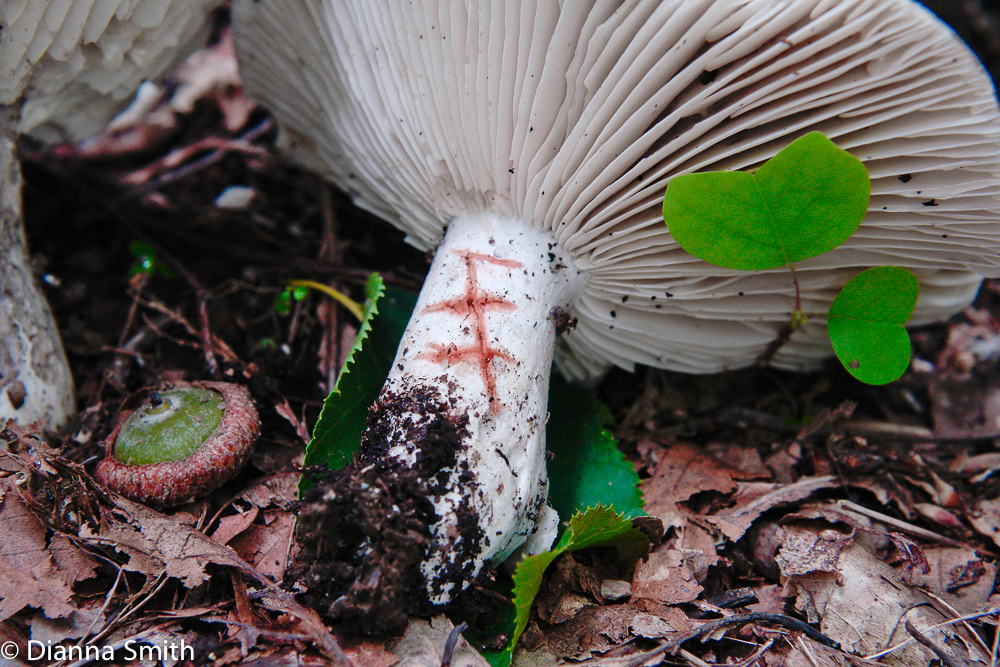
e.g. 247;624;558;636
0;112;75;428
378;213;584;602
297;214;584;623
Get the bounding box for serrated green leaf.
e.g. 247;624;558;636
502;506;647;661
510;550;561;652
828;266;918;385
546;376;643;520
303;274;411;475
560;505;647;552
663;131;869;270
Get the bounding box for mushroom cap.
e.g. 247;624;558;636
233;0;1000;378
2;0;224;143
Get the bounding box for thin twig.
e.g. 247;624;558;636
124;118;273;190
80;565;123;639
836;499;964;547
905;620;965;667
864;607;1000;660
678;648;712;667
621;612;839;667
196;294;219;375
884;602;934;650
795;636;821;667
991;612;999;667
88;572;170;646
723;407;1000;443
922;589;993;655
735;638;775;667
441;621;468;667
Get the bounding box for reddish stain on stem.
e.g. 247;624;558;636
417;250;522;409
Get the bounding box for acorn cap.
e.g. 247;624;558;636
95;381;260;506
2;0;223;142
233;0;1000;378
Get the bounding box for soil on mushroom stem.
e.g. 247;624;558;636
292;383;484;636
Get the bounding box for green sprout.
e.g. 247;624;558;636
274;279;364;321
663;131;919;385
127;241;175;279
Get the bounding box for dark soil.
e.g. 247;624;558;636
292;383;479;636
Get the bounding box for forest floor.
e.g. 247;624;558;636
4;4;1000;666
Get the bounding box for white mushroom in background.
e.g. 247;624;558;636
232;0;1000;622
1;0;223;430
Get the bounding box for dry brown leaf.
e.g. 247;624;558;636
548;593;592;625
905;546;996;615
0;557;75;622
211;472;298;549
912;502;964;530
340;640;399;667
0;475;99;623
28;600;106;643
759;640;848;667
212;506;261;546
929;372;1000;438
229;509;295;581
677;523;718;581
631;549;703;606
747;584;786;615
274;399;312;445
781;532;989;666
390;615;488;667
969;497;1000;548
705;476;839;542
640;440;739;525
235;472;300;509
0;486;49;569
774;524;854;579
706;442;771;477
544;603;684;660
47;533;100;583
81;503;222;587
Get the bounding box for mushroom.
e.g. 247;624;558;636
1;0;223;430
95;380;260;506
231;0;1000;623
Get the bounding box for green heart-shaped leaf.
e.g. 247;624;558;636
663;131;870;270
828;266;919;385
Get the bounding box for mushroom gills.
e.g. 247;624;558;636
293;214;585;628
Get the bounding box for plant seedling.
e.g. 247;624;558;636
663;131;919;384
274;279;364;321
128;241;175;279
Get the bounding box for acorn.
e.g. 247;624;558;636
95;381;260;506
